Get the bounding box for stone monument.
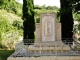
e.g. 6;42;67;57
34;13;62;47
7;13;80;60
36;13;61;42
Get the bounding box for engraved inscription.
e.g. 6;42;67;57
41;13;56;41
44;20;53;37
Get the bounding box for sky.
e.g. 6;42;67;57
34;0;60;7
16;0;60;7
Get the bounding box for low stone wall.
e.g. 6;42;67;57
7;56;80;60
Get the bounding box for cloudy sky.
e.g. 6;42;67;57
16;0;60;7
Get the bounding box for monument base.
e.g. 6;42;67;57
28;41;70;53
7;56;80;60
34;41;65;47
7;41;80;60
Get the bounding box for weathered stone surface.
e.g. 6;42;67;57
15;42;28;54
41;13;56;41
36;13;61;42
7;57;15;60
35;23;41;42
56;23;61;41
8;56;80;60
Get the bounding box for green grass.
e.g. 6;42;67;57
0;50;14;60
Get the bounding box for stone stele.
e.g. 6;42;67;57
35;13;61;43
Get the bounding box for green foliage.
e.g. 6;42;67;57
0;0;22;16
0;10;23;49
0;0;23;49
34;5;42;9
73;13;80;21
1;30;22;49
34;5;59;23
78;38;80;41
72;2;80;41
12;20;23;29
23;0;35;41
73;12;80;41
0;20;13;33
72;0;80;12
0;19;22;49
0;19;13;48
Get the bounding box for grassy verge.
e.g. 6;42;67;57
0;50;14;60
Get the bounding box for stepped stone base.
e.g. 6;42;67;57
34;41;64;47
28;41;70;53
7;56;80;60
7;42;80;60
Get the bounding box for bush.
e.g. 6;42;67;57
12;20;23;29
0;10;23;49
1;31;22;49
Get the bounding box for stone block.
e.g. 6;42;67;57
42;57;51;60
78;56;80;60
28;47;40;51
16;57;29;60
28;57;37;60
73;56;79;60
42;47;54;50
50;56;57;60
7;57;15;60
57;56;65;60
62;46;70;52
55;46;62;51
36;57;42;60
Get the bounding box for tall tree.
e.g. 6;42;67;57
22;0;35;44
60;0;74;43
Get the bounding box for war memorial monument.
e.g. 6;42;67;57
7;13;80;60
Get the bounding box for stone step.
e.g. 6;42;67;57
7;56;80;60
28;46;70;52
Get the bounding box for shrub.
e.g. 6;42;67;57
12;20;23;29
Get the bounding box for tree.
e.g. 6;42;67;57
72;0;80;13
22;0;35;44
60;0;74;43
